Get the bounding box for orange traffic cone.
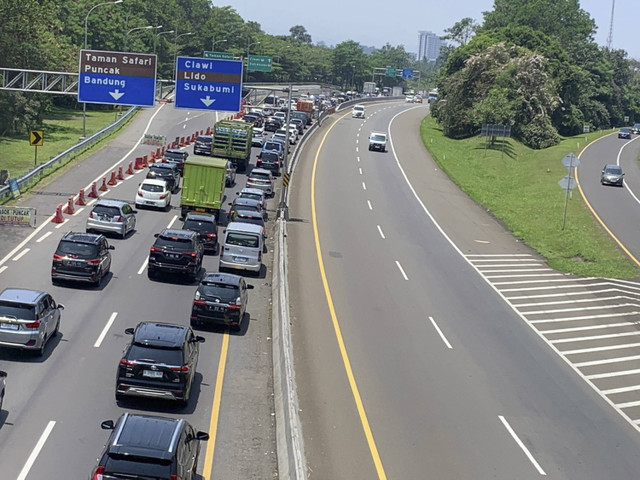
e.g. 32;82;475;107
76;188;87;206
107;170;118;186
126;161;134;175
63;196;75;215
87;182;99;198
51;204;64;223
99;177;109;191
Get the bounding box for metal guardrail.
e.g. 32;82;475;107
0;106;138;202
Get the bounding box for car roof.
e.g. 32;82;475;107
165;148;186;154
240;187;265;196
92;199;130;208
250;168;273;176
108;413;184;460
184;212;216;222
61;231;103;244
141;178;168;187
0;288;46;304
133;322;189;347
226;222;264;234
604;164;621;169
201;272;242;286
233;197;261;206
159;228;197;239
150;162;176;169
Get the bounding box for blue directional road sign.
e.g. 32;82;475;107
402;69;414;79
78;50;157;107
175;56;243;112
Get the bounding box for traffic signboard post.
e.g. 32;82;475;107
247;55;272;72
559;152;579;230
78;50;157;107
30;130;43;167
203;51;234;60
174;56;243;112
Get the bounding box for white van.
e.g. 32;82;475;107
352;104;365;118
219;222;264;273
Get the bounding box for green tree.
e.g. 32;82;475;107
289;25;312;44
443;17;478;46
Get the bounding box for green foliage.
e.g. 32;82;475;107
443;17;478;46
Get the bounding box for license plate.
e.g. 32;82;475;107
144;200;155;205
143;370;163;378
208;305;226;312
68;261;83;267
0;322;19;331
233;256;247;263
168;253;180;259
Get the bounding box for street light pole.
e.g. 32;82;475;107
244;39;260;83
124;25;154;51
173;32;194;82
211;39;227;51
83;0;123;139
154;28;173;55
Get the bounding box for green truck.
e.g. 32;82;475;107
212;120;253;172
179;155;227;219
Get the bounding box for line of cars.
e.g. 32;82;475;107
601;124;640;187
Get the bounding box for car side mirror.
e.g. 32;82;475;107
192;336;206;343
195;431;209;441
154;233;160;238
101;420;115;430
247;284;255;290
132;210;138;214
124;328;135;335
57;303;65;310
109;245;115;250
0;371;7;378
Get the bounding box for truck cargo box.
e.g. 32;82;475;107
180;155;227;219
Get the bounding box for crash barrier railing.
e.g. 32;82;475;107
0;106;138;202
272;95;404;479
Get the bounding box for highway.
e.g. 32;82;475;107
288;102;640;478
0;103;276;479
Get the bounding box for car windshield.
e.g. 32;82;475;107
261;152;279;162
234;204;259;212
154;236;193;250
199;283;239;302
605;166;622;174
250;173;271;181
371;134;386;142
240;193;262;201
183;219;215;232
0;302;37;320
196;136;212;144
164;151;185;161
620;128;631;132
141;183;165;193
57;240;98;258
226;232;259;248
354;106;364;112
149;167;171;176
128;344;182;365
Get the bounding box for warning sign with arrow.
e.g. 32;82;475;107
29;130;43;146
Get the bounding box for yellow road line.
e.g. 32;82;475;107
311;111;388;479
575;135;640;267
203;331;230;479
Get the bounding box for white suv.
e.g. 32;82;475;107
368;132;387;152
352;105;365;118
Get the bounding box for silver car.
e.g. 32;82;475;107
86;199;137;238
0;288;64;356
246;168;274;197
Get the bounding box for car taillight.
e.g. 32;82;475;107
92;465;105;480
89;211;94;218
25;321;41;329
114;215;122;222
88;258;100;265
119;358;136;366
193;299;207;306
206;233;216;238
150;247;160;253
137;190;143;197
188;252;197;257
170;475;180;480
171;365;189;372
160;192;168;199
53;253;64;260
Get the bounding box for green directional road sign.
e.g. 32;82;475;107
203;51;233;60
385;66;396;77
247;55;272;72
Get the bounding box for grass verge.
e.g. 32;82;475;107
420;115;638;278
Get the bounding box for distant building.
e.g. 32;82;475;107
417;31;442;62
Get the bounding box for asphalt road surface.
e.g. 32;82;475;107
287;102;640;479
0;103;277;479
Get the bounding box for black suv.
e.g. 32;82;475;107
91;413;208;480
191;272;254;331
148;229;203;281
193;134;213;155
228;197;267;221
115;322;204;405
163;148;189;175
182;212;218;254
256;150;281;176
51;232;114;287
146;162;180;193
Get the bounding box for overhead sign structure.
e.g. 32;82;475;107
402;69;414;78
174;56;243;112
29;130;43;146
78;49;157;107
204;51;234;60
385;66;396;77
247;55;272;72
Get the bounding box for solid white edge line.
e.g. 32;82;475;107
377;225;385;239
498;415;546;475
12;248;30;261
16;420;56;480
94;312;118;348
36;231;52;243
138;256;149;275
0;266;7;275
395;260;408;280
429;316;452;349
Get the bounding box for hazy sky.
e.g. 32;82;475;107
222;0;639;61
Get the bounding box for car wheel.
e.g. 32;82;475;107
0;391;3;412
147;268;156;280
36;337;46;357
53;318;60;337
93;269;102;288
165;202;171;212
115;392;125;404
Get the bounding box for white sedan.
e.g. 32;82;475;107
135;178;171;211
